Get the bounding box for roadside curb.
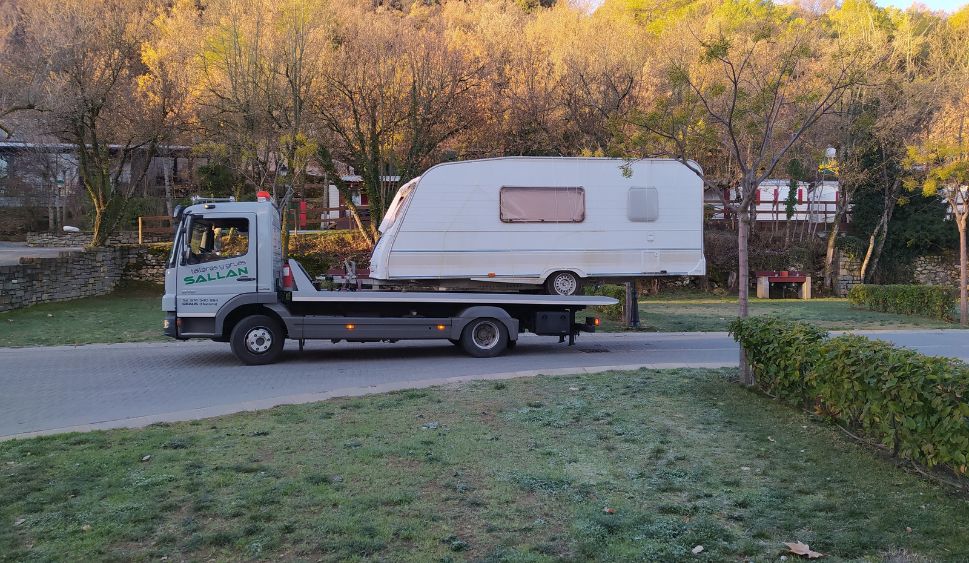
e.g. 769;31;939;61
0;361;735;441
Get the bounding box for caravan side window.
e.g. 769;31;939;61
500;187;585;223
627;187;659;222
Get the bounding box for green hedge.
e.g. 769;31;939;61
729;317;969;475
585;284;625;320
848;284;955;321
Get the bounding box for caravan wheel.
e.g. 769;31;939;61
545;271;581;296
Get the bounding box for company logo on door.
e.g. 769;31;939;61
183;260;249;285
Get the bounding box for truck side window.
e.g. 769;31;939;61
627;187;659;222
499;187;585;223
185;217;250;265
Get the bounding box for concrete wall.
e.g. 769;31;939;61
0;246;167;312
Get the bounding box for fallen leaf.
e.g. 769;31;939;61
141;455;151;462
14;518;25;527
768;436;776;442
906;527;913;533
784;541;823;559
81;524;92;532
691;545;704;554
602;507;615;514
741;466;751;471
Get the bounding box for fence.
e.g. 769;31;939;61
137;215;175;243
289;204;370;232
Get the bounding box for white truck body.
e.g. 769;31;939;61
370;157;705;289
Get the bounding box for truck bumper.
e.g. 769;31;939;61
163;312;178;339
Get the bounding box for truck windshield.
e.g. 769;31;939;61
184;217;250;265
379;178;418;233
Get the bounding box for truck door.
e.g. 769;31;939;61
176;213;258;317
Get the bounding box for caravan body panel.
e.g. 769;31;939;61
370;157;705;283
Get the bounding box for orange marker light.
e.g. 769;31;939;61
345;324;355;330
436;324;446;331
594;318;600;326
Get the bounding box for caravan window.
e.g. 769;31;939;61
500;187;585;223
627;187;659;222
379;180;417;233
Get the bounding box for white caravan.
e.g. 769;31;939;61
369;157;705;295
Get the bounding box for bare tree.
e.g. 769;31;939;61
627;1;869;384
16;0;177;245
312;5;478;243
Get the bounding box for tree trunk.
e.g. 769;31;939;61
737;209;751;318
822;200;849;294
163;157;174;218
737;208;755;386
960;219;967;326
860;178;901;283
859;220;883;283
90;204;106;247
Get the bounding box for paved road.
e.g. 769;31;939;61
0;241;81;266
1;329;967;439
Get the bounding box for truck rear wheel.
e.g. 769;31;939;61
545;271;581;296
230;314;285;365
460;317;508;358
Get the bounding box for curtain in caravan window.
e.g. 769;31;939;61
500;187;585;222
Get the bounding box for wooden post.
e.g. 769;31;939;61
138;216;143;245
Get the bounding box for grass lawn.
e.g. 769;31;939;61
0;282;164;347
3;368;968;561
630;293;963;332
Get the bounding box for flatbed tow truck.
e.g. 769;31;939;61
162;193;617;364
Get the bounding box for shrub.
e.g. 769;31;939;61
727;317;827;402
730;317;969;475
848;284;955;321
585;284;625;320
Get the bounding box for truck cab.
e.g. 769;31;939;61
163;196;282;340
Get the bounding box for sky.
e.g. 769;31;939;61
875;0;965;10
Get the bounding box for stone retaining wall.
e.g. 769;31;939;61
913;254;960;287
836;253;862;297
26;231;170;248
0;246;167;312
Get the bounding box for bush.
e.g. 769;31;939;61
288;231;372;279
848;284;955;321
730;317;969;475
727;317;827;401
585;284;625;320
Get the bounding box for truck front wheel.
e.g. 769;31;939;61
460;317;508;358
230;315;285;365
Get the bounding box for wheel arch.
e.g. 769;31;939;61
217;302;292;341
540;268;588;282
453;306;519;341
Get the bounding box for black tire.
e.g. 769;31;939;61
460;317;509;358
230;314;285;365
506;338;518;350
448;338;461;347
544;271;582;296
